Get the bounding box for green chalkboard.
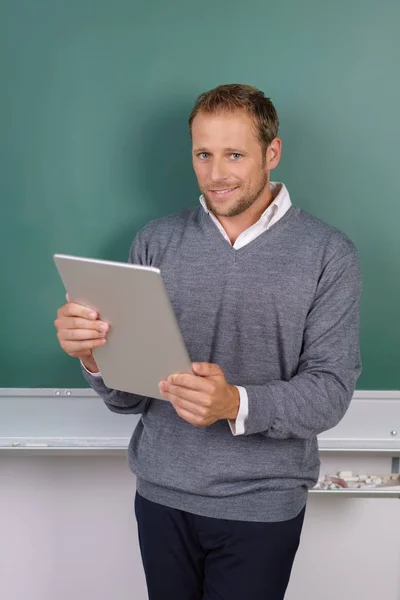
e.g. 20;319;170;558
1;0;399;389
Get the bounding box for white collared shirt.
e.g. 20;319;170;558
200;182;292;435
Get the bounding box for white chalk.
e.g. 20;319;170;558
338;471;353;478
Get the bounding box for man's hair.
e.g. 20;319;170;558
188;84;279;152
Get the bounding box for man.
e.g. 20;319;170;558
54;84;362;599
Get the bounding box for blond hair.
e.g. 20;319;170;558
189;84;279;151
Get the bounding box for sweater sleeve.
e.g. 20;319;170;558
244;249;362;439
81;229;152;415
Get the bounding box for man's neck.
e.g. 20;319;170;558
215;186;274;245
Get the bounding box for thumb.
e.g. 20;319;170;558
192;362;224;378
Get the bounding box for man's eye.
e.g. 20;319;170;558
198;152;209;159
231;153;242;160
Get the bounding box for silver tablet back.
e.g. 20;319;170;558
53;254;193;400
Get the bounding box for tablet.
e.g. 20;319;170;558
53;253;193;400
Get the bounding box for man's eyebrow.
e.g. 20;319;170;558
192;147;247;153
224;147;247;153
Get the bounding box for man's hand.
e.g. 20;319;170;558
159;362;240;427
54;293;109;373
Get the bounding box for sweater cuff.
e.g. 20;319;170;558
228;386;248;436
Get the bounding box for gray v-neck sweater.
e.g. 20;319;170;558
82;204;362;522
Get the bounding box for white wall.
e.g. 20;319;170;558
2;453;400;600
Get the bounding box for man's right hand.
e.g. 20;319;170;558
54;294;109;374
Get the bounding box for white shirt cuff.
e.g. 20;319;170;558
80;360;102;378
228;386;248;436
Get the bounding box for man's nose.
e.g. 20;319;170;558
210;158;229;182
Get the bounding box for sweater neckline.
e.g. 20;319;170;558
198;204;301;259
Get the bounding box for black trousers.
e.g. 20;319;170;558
135;492;305;600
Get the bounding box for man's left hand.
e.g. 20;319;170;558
159;362;240;427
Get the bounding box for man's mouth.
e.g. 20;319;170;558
208;187;238;198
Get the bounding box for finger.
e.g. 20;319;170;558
66;293;70;303
56;317;109;332
61;303;98;320
163;383;207;406
167;372;213;393
192;362;223;377
58;328;108;341
159;381;208;413
176;399;209;418
161;389;206;418
174;406;206;427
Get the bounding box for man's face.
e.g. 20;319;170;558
191;110;270;218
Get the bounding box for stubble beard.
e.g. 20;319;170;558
202;170;269;218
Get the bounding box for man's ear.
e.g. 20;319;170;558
266;137;282;170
